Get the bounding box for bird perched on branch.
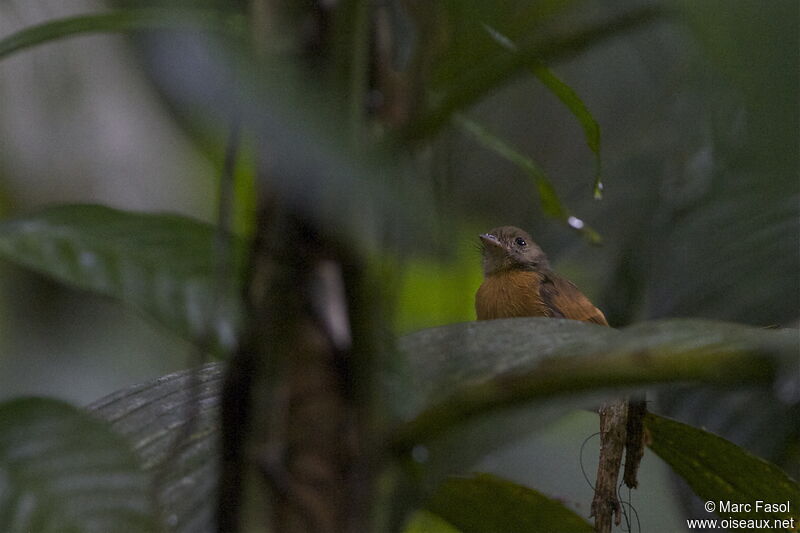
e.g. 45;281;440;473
475;226;608;325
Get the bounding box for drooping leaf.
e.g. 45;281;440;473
0;204;242;349
645;413;800;525
402;5;664;141
529;63;603;198
425;473;592;533
454;115;601;243
482;25;603;199
0;397;159;533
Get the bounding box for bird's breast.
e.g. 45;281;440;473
475;270;549;320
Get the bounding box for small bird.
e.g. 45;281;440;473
475;226;608;325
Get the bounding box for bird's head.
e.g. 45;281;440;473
479;226;550;276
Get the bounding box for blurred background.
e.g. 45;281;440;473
0;0;216;403
0;0;796;530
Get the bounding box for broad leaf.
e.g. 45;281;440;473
89;363;222;533
0;397;159;533
424;473;592;533
79;318;796;532
390;318;618;422
392;318;796;449
0;204;241;349
645;413;800;524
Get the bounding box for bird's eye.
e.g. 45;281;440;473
514;237;527;246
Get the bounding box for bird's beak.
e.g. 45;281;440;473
479;233;503;250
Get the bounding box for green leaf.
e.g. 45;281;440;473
89;364;222;533
661;385;799;466
391;318;796;450
0;9;244;62
0;204;242;349
391;318;615;421
402;5;664;141
79;319;796;532
0;397;159;533
425;473;592;533
645;413;800;525
453;116;602;244
482;25;604;199
529;63;600;163
531;64;603;199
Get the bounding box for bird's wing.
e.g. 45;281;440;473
538;273;609;326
